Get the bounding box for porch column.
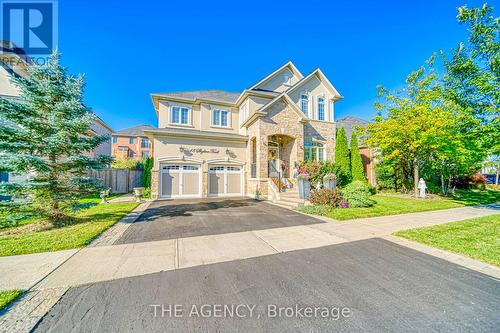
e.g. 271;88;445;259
257;134;268;178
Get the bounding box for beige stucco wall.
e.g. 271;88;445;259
199;103;239;134
288;74;335;121
255;67;299;93
151;135;247;198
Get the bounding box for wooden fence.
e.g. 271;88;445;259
87;169;143;193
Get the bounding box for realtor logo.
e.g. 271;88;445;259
0;0;57;56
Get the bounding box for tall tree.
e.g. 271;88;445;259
335;127;351;182
444;4;499;156
367;57;461;196
350;132;365;182
0;53;111;225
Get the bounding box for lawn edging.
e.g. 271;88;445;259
383;235;500;279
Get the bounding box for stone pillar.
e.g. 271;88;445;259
151;170;159;199
257;134;268;178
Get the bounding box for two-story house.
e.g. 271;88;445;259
145;61;342;200
112;125;155;159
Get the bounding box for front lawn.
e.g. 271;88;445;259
298;189;500;221
0;290;23;311
0;199;138;257
395;214;500;266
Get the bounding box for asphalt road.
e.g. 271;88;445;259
116;198;325;244
34;238;500;332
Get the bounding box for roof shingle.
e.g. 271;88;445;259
153;90;241;104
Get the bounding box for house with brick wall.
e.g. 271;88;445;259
112;125;155;159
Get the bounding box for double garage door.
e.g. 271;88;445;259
160;164;243;198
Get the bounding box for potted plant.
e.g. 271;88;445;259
100;187;111;204
297;172;311;199
323;173;337;190
133;187;145;202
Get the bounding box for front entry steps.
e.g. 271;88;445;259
270;189;303;210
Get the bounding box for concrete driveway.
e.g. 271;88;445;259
116;198;325;244
33;238;500;332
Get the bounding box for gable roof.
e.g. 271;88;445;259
152;90;241;104
286;68;342;99
114;124;155;137
336;116;370;146
248;61;303;91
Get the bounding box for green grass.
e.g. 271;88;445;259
0;290;23;311
0;201;138;257
299;189;500;221
395;214;500;266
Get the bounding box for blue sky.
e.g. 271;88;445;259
57;0;493;130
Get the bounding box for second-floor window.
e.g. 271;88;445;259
141;138;149;148
213;109;229;127
129;137;134;144
300;94;309;117
318;97;325;121
112;136;117;144
171;106;190;125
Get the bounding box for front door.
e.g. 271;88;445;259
268;143;279;177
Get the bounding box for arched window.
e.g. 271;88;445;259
300;94;309;117
317;97;325;121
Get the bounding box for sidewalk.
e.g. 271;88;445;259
3;204;495;291
1;204;498;332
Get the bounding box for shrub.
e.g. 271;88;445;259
309;188;343;207
112;157;144;170
471;173;487;190
142;157;153;188
342;181;375;208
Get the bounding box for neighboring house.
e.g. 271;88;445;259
0;42;113;157
112;125;155;159
146;61;343;199
336;116;376;185
0;42;113;186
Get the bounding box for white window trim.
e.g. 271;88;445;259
304;142;326;162
211;108;231;128
317;96;325;121
300;92;310;118
170;105;192;126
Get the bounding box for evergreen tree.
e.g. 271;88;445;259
350;132;365;181
335;127;351;183
0;53;111;225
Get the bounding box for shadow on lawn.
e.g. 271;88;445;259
449;189;500;206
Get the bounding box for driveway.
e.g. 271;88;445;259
33;238;500;332
115;198;325;244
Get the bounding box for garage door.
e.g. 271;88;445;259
208;165;243;197
160;164;201;198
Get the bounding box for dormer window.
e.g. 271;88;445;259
300;94;309;117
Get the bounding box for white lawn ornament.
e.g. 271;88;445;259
418;178;427;198
315;181;322;190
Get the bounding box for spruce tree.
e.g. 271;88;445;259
350;132;365;181
0;53;111;226
335;127;351;183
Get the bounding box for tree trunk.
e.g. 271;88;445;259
414;158;419;198
440;174;445;194
496;162;499;187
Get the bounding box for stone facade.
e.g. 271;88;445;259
151;170;159;199
304;120;336;159
245;99;336;198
